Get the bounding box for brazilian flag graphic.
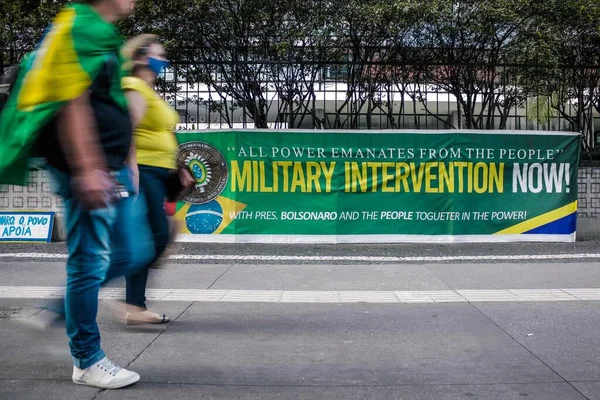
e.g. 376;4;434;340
0;4;127;185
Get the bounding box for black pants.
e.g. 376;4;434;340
125;165;171;309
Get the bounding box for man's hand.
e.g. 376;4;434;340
179;167;195;190
168;167;196;202
72;169;115;210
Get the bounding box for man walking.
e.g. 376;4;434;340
0;0;144;390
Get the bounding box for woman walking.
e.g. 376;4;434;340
121;34;194;325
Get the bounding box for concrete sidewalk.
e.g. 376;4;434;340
2;298;599;399
1;245;600;399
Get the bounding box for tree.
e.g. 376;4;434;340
0;0;67;74
6;0;600;135
129;0;328;129
419;0;536;129
526;0;600;149
266;0;339;129
324;0;427;129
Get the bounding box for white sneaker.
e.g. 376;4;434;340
72;357;140;389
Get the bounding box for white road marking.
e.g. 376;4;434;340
1;252;600;263
1;286;600;304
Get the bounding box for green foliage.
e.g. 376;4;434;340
5;0;600;139
0;0;68;70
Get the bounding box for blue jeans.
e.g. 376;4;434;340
48;166;155;369
125;165;171;309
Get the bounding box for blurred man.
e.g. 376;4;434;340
0;0;144;389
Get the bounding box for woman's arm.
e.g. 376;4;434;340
125;90;147;129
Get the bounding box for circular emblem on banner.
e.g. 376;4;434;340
177;141;228;204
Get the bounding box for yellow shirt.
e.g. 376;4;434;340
122;76;180;169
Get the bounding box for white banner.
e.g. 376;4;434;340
0;212;55;242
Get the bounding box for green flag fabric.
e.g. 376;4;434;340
0;4;127;185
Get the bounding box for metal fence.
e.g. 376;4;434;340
162;61;600;148
3;50;600;146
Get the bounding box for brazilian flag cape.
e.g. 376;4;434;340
0;4;127;185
